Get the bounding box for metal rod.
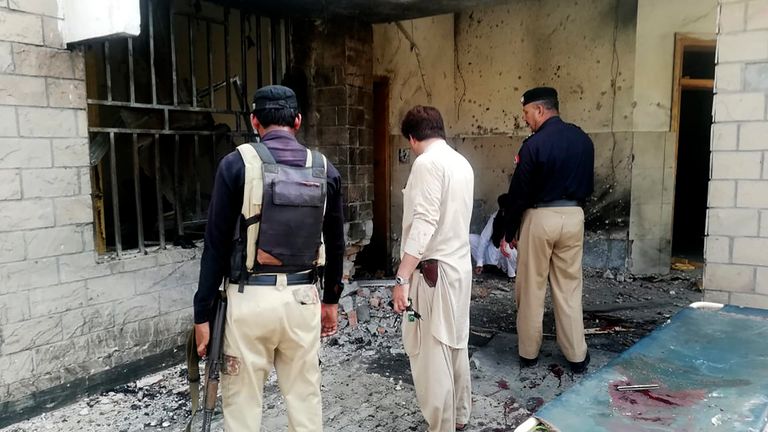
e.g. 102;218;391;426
255;15;262;87
164;108;169;131
224;8;231;111
132;134;146;254
207;21;214;109
104;41;112;101
173;135;184;237
170;4;178;105
89;127;238;136
148;0;157;105
128;38;135;103
86;98;237;113
616;384;660;392
189;16;197;107
194;79;230;100
109;132;122;256
154;134;165;249
240;12;248;108
283;19;290;74
270;18;278;84
194;135;202;218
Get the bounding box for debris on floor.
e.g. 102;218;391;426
1;268;702;432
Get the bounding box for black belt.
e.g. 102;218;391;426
533;199;580;208
231;271;316;289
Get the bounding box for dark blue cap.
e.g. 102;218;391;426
252;85;299;111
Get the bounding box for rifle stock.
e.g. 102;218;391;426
201;296;227;431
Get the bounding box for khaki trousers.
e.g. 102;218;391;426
402;272;472;431
516;207;588;363
221;276;322;432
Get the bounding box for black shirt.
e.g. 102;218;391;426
193;130;345;324
501;116;594;241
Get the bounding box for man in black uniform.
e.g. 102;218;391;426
193;85;345;430
496;87;594;373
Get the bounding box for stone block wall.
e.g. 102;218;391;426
0;1;198;422
704;0;768;308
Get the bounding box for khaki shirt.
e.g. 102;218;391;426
401;140;474;348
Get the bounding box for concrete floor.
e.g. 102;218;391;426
1;270;703;432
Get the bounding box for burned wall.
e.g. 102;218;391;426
376;1;637;267
292;18;375;280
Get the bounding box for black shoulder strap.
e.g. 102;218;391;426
251;142;276;164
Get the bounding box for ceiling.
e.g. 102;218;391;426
221;0;510;22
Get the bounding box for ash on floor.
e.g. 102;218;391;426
1;268;702;432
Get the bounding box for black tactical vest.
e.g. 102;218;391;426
230;142;327;281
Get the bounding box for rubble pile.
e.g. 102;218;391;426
2;367;194;432
326;281;406;358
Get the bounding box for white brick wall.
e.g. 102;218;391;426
705;0;768;308
746;0;768;30
0;3;201;408
0;9;44;45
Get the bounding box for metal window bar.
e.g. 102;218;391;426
270;18;278;85
170;4;178;105
85;0;288;255
224;8;231;111
154;134;166;249
148;0;158;105
132;133;146;254
240;12;248;115
188;16;197;108
255;16;263;88
109;132;122;256
207;21;214;109
173;134;184;237
105;41;112;101
128;38;135;103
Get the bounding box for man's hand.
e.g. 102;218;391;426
392;283;409;314
474;266;483;275
500;238;512;257
321;303;338;337
194;322;210;358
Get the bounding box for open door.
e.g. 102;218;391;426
356;77;391;276
670;35;716;263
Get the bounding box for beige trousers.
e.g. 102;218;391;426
402;271;472;431
221;276;322;432
516;207;588;363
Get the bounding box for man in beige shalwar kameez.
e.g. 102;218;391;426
392;106;474;432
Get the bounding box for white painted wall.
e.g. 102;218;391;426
633;0;718;131
60;0;141;44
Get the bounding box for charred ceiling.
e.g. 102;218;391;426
213;0;510;22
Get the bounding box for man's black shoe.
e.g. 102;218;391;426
569;352;590;374
519;355;539;368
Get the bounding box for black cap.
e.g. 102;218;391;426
252;85;299;111
521;87;558;106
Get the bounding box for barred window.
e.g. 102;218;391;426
83;0;289;256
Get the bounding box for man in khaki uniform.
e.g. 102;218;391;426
392;106;474;432
193;85;345;431
496;87;594;373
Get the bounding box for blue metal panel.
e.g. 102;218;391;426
536;305;768;431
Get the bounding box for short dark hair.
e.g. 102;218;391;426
253;107;298;128
400;106;446;141
535;98;559;112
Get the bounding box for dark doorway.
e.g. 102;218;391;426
671;39;716;261
356;78;391;276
